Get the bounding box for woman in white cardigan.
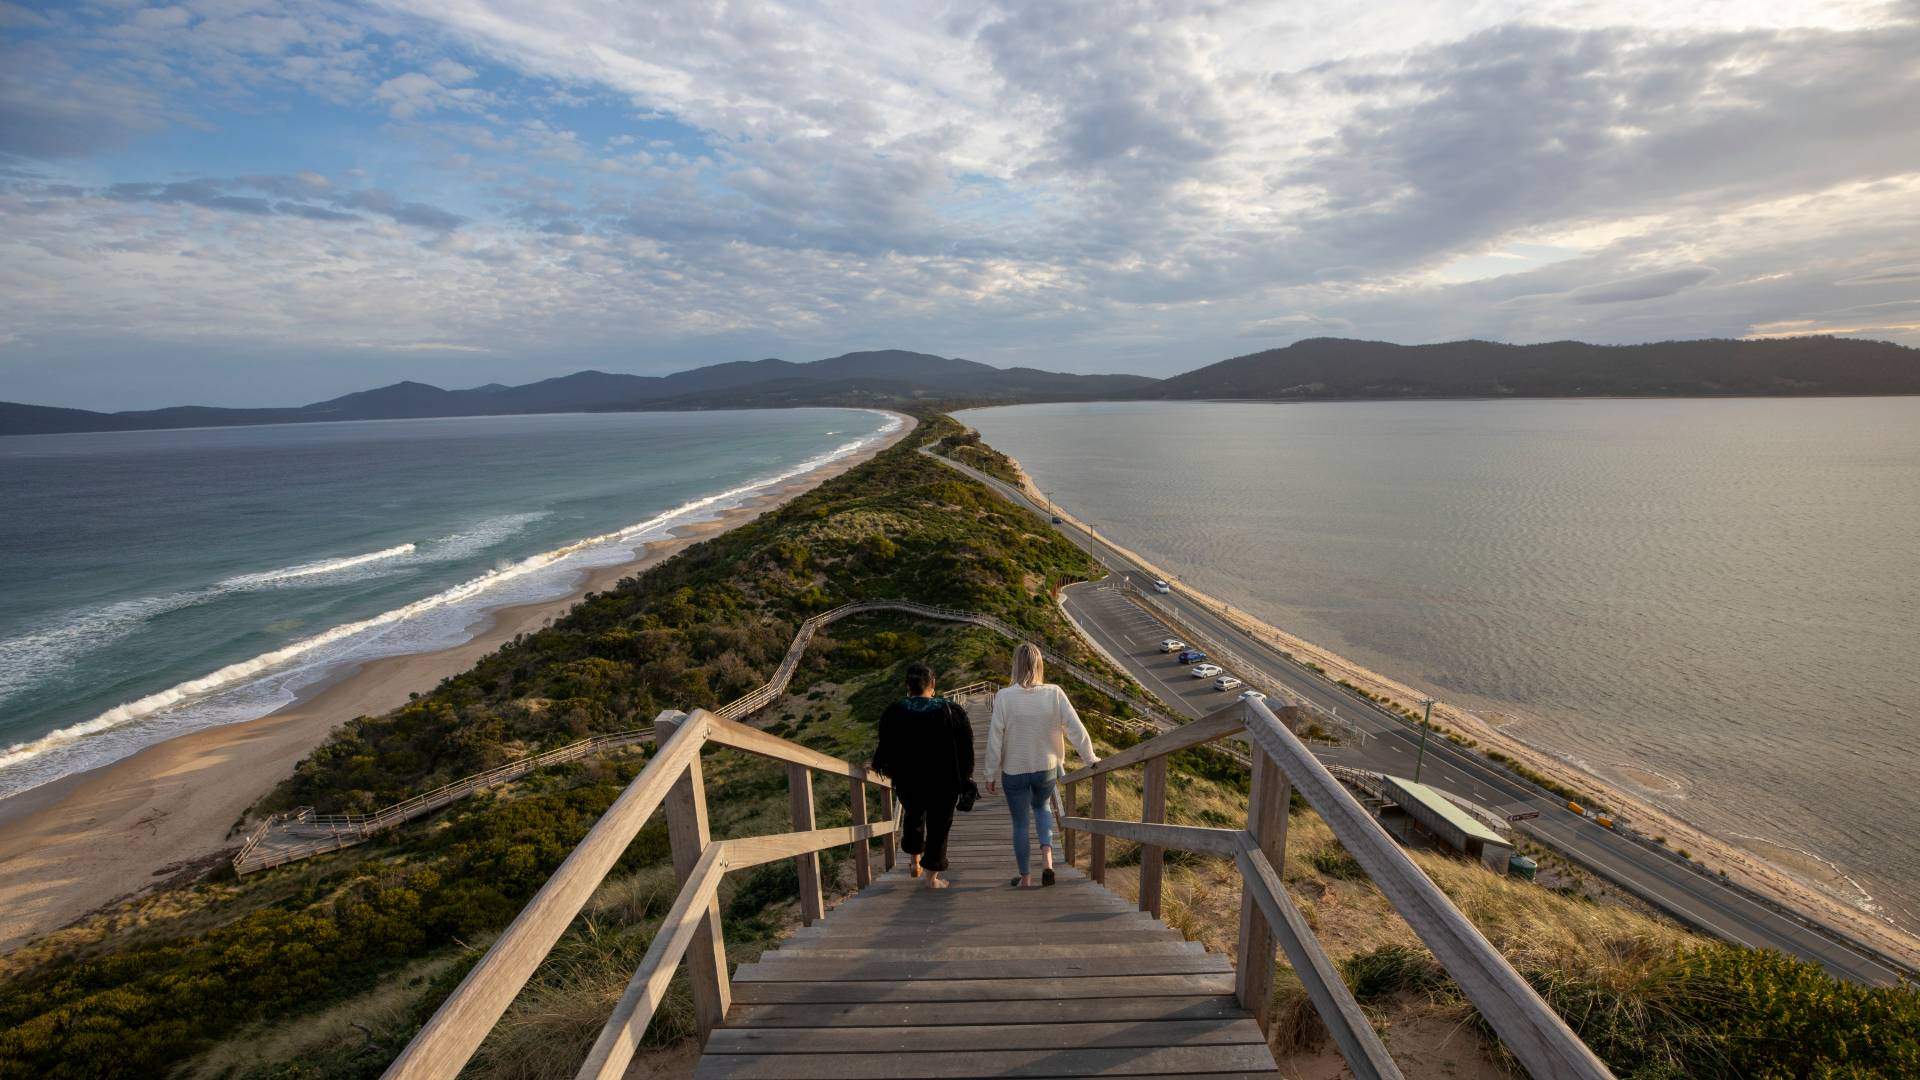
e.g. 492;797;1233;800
984;643;1098;888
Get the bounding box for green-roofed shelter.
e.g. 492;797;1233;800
1379;775;1515;874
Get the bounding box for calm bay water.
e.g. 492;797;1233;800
0;408;896;799
964;399;1920;931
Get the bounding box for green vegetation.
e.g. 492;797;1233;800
1328;939;1920;1079
932;427;1023;487
0;413;1112;1079
1484;749;1608;815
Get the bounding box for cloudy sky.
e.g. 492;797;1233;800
4;0;1919;409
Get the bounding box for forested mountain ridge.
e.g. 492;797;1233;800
0;350;1155;435
1139;335;1920;400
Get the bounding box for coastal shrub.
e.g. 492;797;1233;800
1484;750;1606;814
1342;944;1449;1003
1308;843;1368;881
1512;944;1920;1079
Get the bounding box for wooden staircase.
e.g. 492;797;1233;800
381;667;1614;1080
700;699;1280;1078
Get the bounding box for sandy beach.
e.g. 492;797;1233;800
989;446;1920;970
0;412;912;954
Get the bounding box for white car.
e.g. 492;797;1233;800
1238;689;1268;703
1214;675;1243;692
1152;579;1171;593
1159;638;1185;653
1190;663;1224;678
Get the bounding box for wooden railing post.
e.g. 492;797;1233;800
1090;773;1108;883
880;787;897;871
1062;780;1078;866
654;712;730;1039
787;764;824;925
1140;756;1168;917
1236;739;1291;1031
849;776;872;887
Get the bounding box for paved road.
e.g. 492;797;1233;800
923;446;1911;986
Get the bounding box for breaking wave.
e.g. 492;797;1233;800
221;543;417;588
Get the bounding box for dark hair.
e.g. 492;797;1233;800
904;661;935;694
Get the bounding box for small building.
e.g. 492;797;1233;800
1379;775;1515;875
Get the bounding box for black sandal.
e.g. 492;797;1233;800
1042;868;1056;886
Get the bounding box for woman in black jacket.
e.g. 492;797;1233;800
871;662;975;890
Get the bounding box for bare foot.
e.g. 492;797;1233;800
925;875;950;889
909;856;922;878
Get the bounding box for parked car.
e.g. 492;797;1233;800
1214;675;1243;691
1152;579;1171;593
1050;515;1063;524
1159;638;1185;653
1177;649;1207;664
1190;663;1224;678
1238;689;1267;703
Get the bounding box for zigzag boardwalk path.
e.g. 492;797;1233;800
697;698;1281;1079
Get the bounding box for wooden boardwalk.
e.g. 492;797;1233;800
698;698;1281;1079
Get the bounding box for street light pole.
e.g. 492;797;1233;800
1413;697;1435;783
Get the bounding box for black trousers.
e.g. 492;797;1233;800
898;791;957;872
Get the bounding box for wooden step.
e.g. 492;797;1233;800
694;1043;1283;1078
706;1017;1264;1054
729;972;1239;1004
722;996;1247;1029
760;937;1198;953
733;953;1233;983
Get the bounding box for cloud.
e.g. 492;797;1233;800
1568;266;1717;305
373;70;490;118
337;188;466;230
5;0;1920;409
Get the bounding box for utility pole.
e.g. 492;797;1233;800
1413;698;1435;783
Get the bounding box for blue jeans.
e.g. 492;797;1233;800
1003;769;1057;877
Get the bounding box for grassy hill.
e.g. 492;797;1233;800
0;414;1914;1079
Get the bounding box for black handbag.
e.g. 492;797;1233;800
950;698;980;812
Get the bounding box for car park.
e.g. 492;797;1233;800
1190;663;1224;678
1177;649;1207;664
1152;579;1171;593
1159;638;1185;653
1214;675;1243;691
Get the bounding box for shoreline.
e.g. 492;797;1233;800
0;412;913;953
982;440;1920;969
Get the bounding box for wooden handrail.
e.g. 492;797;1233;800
1059;697;1616;1080
706;713;891;786
576;820;900;1080
382;708;899;1080
1060;700;1248;783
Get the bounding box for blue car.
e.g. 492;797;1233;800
1177;649;1207;664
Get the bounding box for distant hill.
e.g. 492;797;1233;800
0;350;1156;436
10;336;1917;436
1140;336;1920;400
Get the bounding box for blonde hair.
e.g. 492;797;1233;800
1011;642;1045;688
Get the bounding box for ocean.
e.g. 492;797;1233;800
963;398;1920;934
0;408;897;800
